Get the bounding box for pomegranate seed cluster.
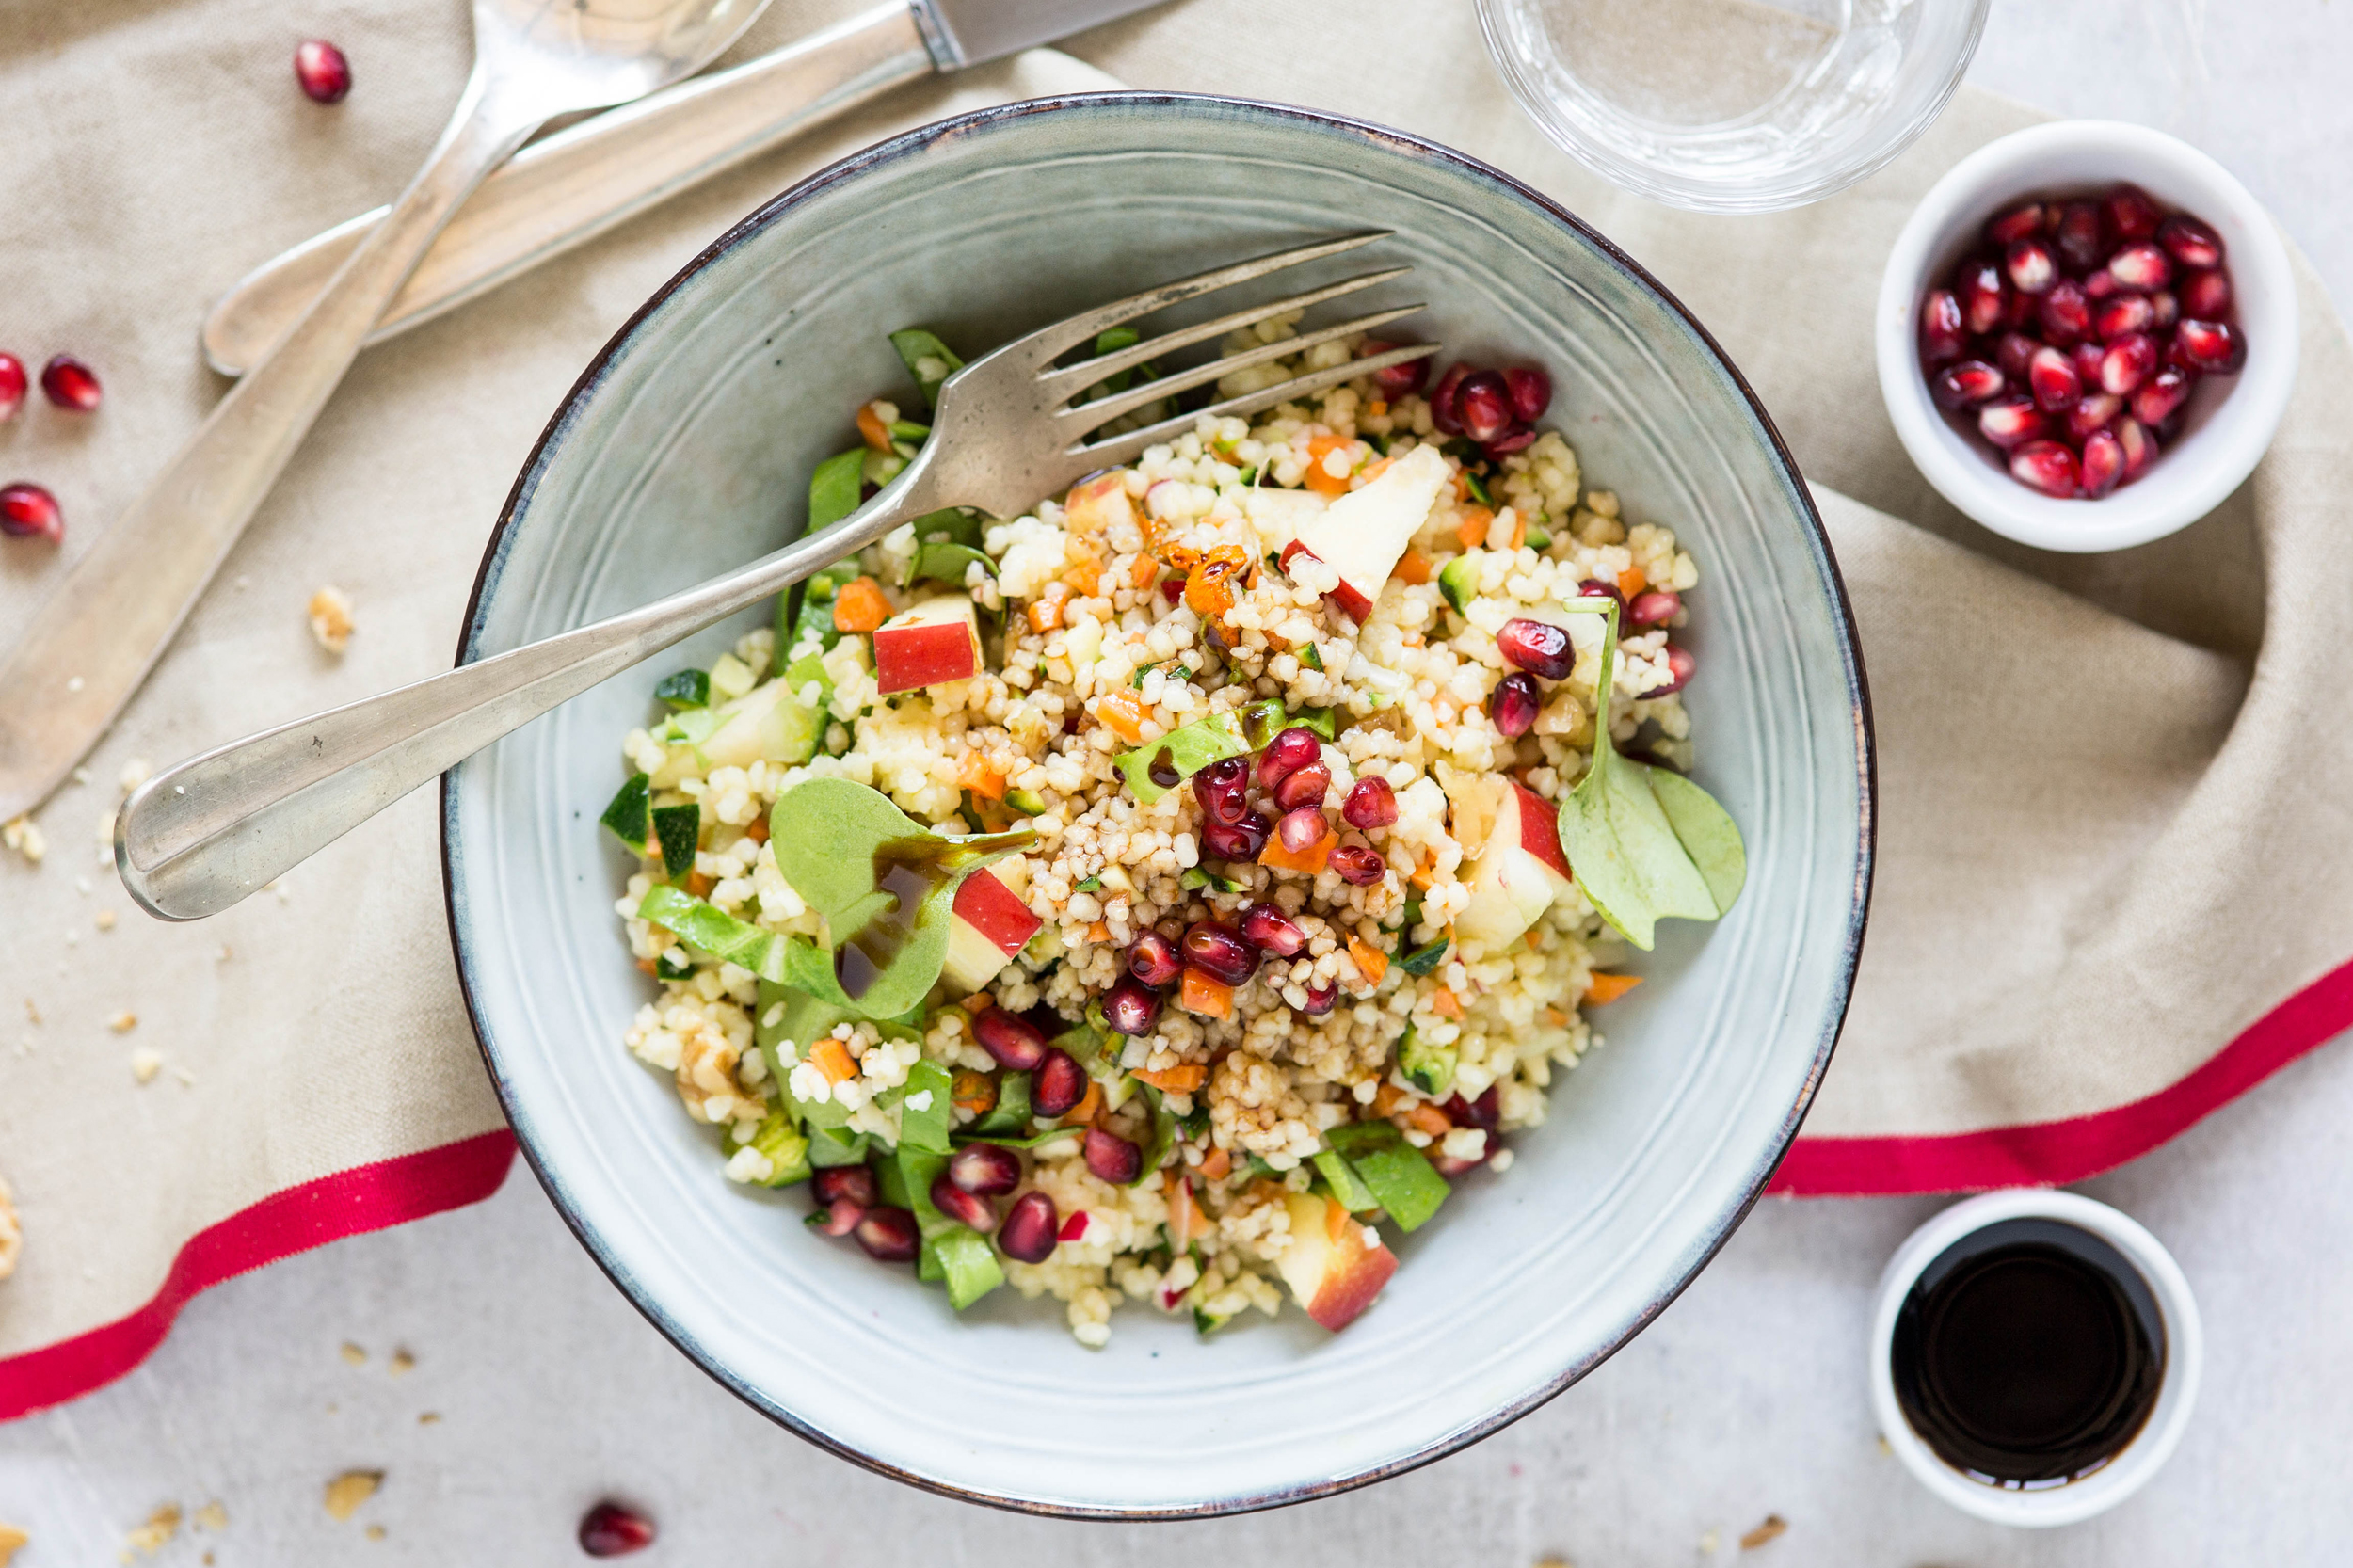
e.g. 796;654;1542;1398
1;351;104;549
1920;183;2246;500
610;313;1706;1344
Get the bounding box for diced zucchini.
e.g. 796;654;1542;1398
600;771;651;851
708;652;757;702
1399;1026;1458;1098
654;669;710;711
1396;935;1450;977
744;1110;812;1187
1312;1148;1380;1213
652;802;699;879
1325;1120;1450;1232
1005;787;1048;817
1438;552;1481;615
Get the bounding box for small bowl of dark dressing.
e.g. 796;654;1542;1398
1870;1190;2202;1526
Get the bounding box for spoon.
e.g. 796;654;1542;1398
0;0;771;825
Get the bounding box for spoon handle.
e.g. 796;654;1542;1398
0;72;536;825
114;457;944;921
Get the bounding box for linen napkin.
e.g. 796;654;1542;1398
7;0;2352;1416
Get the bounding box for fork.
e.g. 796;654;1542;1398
117;232;1438;920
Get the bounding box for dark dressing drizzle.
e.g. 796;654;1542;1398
1146;747;1180;789
831;830;1034;1000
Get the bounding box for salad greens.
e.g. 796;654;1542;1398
888;328;964;408
654;668;709;710
1323;1121;1450;1232
808;447;867;532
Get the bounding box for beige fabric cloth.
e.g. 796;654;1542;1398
5;0;2349;1364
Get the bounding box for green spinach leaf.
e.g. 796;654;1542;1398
808;448;868;532
907;539;995;587
888;328;964;408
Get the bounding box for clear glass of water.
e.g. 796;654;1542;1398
1477;0;1990;213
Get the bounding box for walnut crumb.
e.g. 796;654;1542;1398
124;1503;181;1556
309;586;355;654
1;815;44;865
0;1523;25;1566
108;1010;137;1032
131;1048;163;1084
194;1501;227;1533
365;1525;386;1542
389;1348;414;1376
323;1470;381;1521
340;1341;366;1366
96;908;117;931
1739;1515;1787;1550
417;1412;440;1425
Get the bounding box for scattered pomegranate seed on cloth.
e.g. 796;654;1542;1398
295;39;352;103
577;1500;656;1556
0;482;62;543
38;354;99;411
0;354;24;422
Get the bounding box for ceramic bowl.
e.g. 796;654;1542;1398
1877;120;2298;553
442;92;1873;1516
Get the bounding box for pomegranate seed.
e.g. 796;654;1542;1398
1957;258;2007;336
1202;808;1271;862
972;1008;1048;1071
2148;289;2178;329
1160;578;1184;604
812;1196;864;1237
2026;345;2081;413
1193;756;1250;824
1301;982;1340;1016
1427;364;1470;434
2106;243;2171;292
2083;267;2121;299
1483;425;1538;459
1341;775;1399;829
2116;416;2159;480
1455;371;1512;443
1183;920;1258;985
2094;293;2153;340
295;39;352;103
2039;279;2091;345
1031;1048;1088;1117
1443;1084;1503;1130
578;1501;656;1558
2174;318;2246;374
1931;360;2005;409
2072;340;2107;387
854;1206;920;1261
1084;1128;1144;1185
2055;200;2105;273
2180;268;2231;320
0;482;63;543
1357;340;1428;398
1919;289;1965;364
1650;644;1695;696
2079;429;2125;499
1491;672;1541;738
2065;392;2121;441
1986;201;2047;246
1995;330;2039;382
39;355;99;411
2001;287;2039;330
1577;576;1624;610
0;354;23;422
2004;237;2057;296
1103;973;1162;1036
812;1165;878;1208
1128;932;1182;987
1272;760;1330;813
930;1172;999;1233
1328;843;1387;887
1240;902;1307;956
2157;213;2223;270
1497;616;1573;680
1976;394;2045;449
1257;726;1322;790
2009;440;2080;498
2105;184;2162;243
1275;806;1327;854
948;1144;1021;1196
2098;332;2158;396
1504;366;1552;422
2131;365;2192;426
1627;589;1682;629
999;1192;1060;1263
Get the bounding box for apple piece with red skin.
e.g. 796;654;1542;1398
1279;539;1375;622
940;867;1042;991
872;593;983;695
1274;1190;1399;1331
1064;470;1137;536
1281;442;1452;620
1454;780;1574;950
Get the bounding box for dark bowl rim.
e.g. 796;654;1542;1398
439;88;1878;1521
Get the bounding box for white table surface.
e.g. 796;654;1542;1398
9;1;2353;1560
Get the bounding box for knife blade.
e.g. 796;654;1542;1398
200;0;1161;377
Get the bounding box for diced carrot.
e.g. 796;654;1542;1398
1134;1063;1208;1094
1409;852;1436;890
1367;398;1388;418
1357;456;1394;486
1396;547;1432;585
1403;1102;1451;1139
1508;512;1527;550
1128;552;1158;589
855;400;893;454
743;815;769;843
1371;1083;1406;1116
832;576;889;633
1200;1145;1231;1181
684;871;714;898
1060;1077;1105;1128
1096;689;1147;743
1327;1194;1353;1243
1545;1007;1569;1027
1617;565;1648;598
1525;929;1543;950
1066;552;1105;595
1303;433;1355;496
952;1070;998;1115
1083;920;1112;944
634;956;657;976
1451;472;1471;503
809;1037;857;1084
1455;507;1495;552
1258;827;1336;874
957;752;1008;800
1346;935;1389;988
1180;968;1234;1019
1027;582;1073;633
1584;971;1644;1005
1429;986;1463;1020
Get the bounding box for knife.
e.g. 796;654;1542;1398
0;0;1157;825
200;0;1157;377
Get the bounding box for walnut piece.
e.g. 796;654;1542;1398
308;586;355;654
323;1470;381;1521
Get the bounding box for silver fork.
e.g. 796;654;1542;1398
118;232;1438;920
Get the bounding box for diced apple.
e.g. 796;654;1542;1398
1454;780;1574;950
651;677;818;785
1509;780;1572;880
872;593;982;695
940;868;1042;991
1064;470;1137;536
1280;539;1375;622
1275;1190;1398;1332
1288;442;1451;617
1241;485;1331;547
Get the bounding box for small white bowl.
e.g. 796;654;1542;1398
1868;1191;2203;1528
1876;120;2297;553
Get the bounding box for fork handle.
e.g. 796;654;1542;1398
115;459;940;921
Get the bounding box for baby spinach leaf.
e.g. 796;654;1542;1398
600;771;650;851
808;447;868;531
1131;1082;1177;1188
907;539;995;587
1645;764;1747;912
889;328;964;408
654;668;710;710
968;1070;1032;1135
893;1058;955;1156
652;802;699;879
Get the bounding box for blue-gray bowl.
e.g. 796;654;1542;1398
442;92;1872;1517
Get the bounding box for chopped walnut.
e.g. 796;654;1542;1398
0;1176;20;1281
673;1013;747;1124
1739;1514;1787;1550
108;1010;137;1032
125;1503;182;1556
308;585;355;654
0;815;43;865
131;1048;163;1084
323;1471;381;1522
0;1523;25;1566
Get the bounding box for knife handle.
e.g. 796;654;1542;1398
201;3;934;377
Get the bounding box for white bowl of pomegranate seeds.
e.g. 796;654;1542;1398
1877;120;2297;553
